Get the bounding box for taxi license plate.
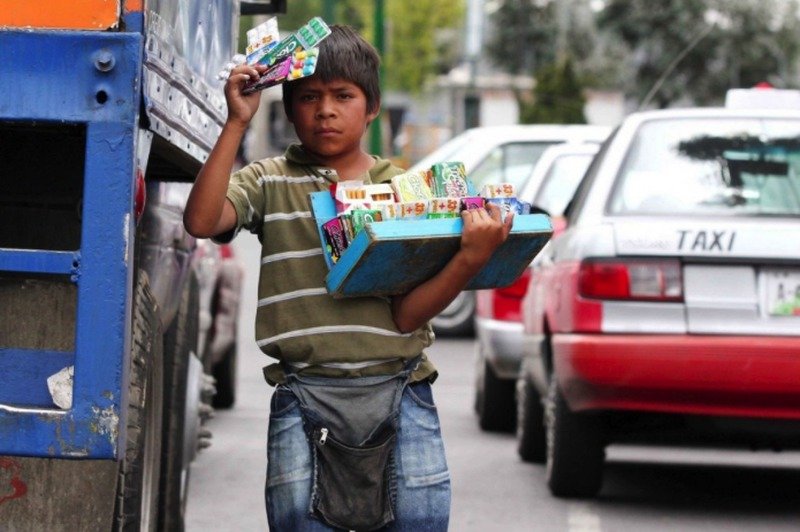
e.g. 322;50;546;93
763;269;800;316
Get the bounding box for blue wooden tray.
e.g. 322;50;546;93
310;191;552;298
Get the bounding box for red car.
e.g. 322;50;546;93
519;97;800;498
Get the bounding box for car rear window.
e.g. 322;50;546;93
533;152;596;216
608;117;800;216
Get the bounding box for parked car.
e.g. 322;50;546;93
473;143;602;431
194;239;243;409
409;125;611;336
519;92;800;498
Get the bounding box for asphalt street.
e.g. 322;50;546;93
185;234;800;532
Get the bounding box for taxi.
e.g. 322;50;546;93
519;89;800;497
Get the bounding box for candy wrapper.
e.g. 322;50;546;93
350;209;383;235
398;201;429;220
243;47;320;94
380;203;401;220
322;217;348;263
431;162;470;198
481;183;516;199
485;197;531;217
428;197;461;219
391;171;433;202
240;17;330;94
460;197;485;211
245;18;280;65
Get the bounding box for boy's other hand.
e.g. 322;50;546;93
458;203;514;272
224;64;268;127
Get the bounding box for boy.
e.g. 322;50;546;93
184;25;512;531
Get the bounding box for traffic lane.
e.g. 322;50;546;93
186;226;800;531
432;337;800;531
431;338;545;531
597;446;800;531
185;332;800;531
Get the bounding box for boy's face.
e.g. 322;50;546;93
288;77;378;162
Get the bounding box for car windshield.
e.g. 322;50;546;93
533;152;595;216
469;142;555;192
608;117;800;216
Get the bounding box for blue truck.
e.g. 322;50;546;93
0;1;283;529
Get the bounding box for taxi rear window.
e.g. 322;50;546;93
608;118;800;216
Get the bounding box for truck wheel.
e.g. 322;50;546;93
545;379;605;498
159;273;200;531
115;272;164;531
476;356;516;432
516;375;546;463
212;342;237;409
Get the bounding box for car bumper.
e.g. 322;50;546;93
475;317;525;380
553;334;800;420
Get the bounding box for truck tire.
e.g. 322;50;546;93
516;374;546;463
476;356;516;432
545;379;605;498
159;273;200;531
212;342;237;409
115;272;164;531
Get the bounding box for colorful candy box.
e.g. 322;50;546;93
310;191;553;297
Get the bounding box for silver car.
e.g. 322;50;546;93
520;97;800;498
473;143;601;431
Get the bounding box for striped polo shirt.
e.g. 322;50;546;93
225;144;436;384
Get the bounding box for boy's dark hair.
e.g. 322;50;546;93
282;24;381;119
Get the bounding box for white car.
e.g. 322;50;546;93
473;143;602;431
409;125;611;336
520;92;800;498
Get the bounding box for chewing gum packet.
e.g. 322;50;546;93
428;197;461;219
391;171;433;202
242;47;319;95
431;162;469;198
240;17;331;94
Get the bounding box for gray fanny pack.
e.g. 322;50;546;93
283;358;420;531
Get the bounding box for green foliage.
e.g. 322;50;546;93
485;0;558;75
275;0;464;93
385;0;464;92
598;0;800;108
521;57;587;124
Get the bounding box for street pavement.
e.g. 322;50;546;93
185;234;800;532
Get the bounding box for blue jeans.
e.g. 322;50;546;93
265;381;451;531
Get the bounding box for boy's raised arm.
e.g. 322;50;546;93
391;203;513;333
184;63;267;238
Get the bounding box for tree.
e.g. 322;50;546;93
521;57;587;124
274;0;464;93
485;0;559;75
597;0;800;108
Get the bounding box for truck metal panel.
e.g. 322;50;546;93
0;0;121;30
0;30;141;459
142;0;235;171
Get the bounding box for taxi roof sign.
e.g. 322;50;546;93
725;86;800;109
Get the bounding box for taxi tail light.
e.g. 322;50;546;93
578;259;683;301
491;269;532;322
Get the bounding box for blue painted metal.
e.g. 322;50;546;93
122;10;145;34
309;191;554;298
0;250;79;276
0;349;75;407
0;30;142;459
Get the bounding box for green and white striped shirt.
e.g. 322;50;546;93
225;145;436;384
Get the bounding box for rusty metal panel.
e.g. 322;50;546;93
0;0;120;30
